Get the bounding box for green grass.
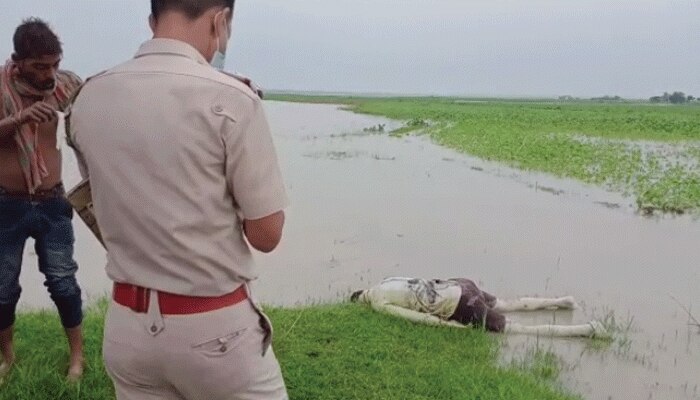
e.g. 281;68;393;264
509;346;563;382
0;302;579;400
270;95;700;214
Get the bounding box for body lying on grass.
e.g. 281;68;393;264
351;277;611;339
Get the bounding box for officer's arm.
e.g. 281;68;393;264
224;97;288;253
243;211;285;253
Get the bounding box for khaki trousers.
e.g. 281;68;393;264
102;287;288;400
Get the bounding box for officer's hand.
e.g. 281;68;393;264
18;102;57;125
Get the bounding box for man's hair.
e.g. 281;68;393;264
151;0;234;20
12;17;62;61
350;290;364;303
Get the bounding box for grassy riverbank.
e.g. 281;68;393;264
269;95;700;214
0;302;578;400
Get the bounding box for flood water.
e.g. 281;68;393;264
17;101;700;400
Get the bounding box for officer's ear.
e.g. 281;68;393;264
148;14;157;33
222;6;233;21
213;7;233;36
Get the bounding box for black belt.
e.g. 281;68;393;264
0;183;65;201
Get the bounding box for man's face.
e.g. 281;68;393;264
16;54;62;91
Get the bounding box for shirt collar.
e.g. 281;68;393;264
134;38;209;65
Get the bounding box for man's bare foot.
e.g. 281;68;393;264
589;320;612;340
0;358;14;377
556;296;577;310
64;326;84;382
66;357;84;383
1;326;15;379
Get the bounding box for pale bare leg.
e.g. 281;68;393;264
505;320;610;339
493;296;577;312
0;326;15;377
65;325;84;382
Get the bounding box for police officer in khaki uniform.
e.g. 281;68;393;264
68;1;289;398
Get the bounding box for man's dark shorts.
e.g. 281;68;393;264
448;278;506;332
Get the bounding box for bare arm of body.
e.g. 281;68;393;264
243;210;285;253
371;302;469;329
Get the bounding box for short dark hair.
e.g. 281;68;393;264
12;17;62;61
151;0;234;20
350;290;364;302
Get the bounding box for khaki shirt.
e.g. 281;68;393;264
69;39;288;296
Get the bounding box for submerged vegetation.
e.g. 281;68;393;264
270;95;700;214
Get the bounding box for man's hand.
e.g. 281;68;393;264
18;102;57;125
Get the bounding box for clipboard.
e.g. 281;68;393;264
66;179;105;248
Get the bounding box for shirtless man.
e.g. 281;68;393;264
0;18;84;380
352;277;610;339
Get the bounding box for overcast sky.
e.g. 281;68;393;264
0;0;698;98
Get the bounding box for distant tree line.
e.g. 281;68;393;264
649;92;696;104
591;95;622;101
558;95;624;102
555;92;698;104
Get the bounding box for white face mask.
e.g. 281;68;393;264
210;15;230;70
211;47;226;70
